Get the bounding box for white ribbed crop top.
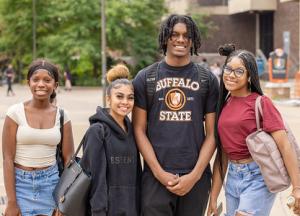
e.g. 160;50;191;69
6;103;70;167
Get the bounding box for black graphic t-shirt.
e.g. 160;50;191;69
133;61;219;173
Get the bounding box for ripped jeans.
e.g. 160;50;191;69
225;161;276;216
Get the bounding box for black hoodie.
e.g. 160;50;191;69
80;107;141;216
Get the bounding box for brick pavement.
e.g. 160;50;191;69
0;84;299;215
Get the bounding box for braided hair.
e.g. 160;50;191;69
215;44;264;180
158;14;201;56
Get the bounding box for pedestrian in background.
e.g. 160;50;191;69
210;62;222;84
5;64;15;96
2;59;74;216
207;44;300;216
80;64;141;216
64;70;72;91
132;14;219;216
199;57;209;70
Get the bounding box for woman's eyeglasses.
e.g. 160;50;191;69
223;66;246;78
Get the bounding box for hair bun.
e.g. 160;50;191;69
106;64;130;84
218;44;235;56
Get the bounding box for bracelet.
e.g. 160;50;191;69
292;186;300;193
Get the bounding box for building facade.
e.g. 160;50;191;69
166;0;300;76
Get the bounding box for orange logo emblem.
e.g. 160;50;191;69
165;88;186;111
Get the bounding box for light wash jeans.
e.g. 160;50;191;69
15;164;59;216
225;161;276;216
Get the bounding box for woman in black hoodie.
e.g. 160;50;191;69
80;64;141;216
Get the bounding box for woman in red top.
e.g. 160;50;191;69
207;44;300;216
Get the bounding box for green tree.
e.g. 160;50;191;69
0;1;214;85
0;0;167;84
0;0;34;80
106;0;166;76
191;14;218;40
38;0;102;84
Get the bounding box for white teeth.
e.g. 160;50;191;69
175;46;185;49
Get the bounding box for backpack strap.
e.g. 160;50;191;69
59;108;64;146
145;61;161;111
195;63;210;85
71;122;105;163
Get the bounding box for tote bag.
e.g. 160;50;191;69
246;96;300;193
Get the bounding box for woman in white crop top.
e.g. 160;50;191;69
2;59;74;216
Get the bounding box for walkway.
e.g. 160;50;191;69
0;84;299;215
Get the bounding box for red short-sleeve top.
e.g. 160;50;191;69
218;92;285;160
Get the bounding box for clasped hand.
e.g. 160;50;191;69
157;171;198;196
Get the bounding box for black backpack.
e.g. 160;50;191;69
144;61;212;111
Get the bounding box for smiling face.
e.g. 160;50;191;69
166;22;192;59
28;69;58;101
223;56;250;96
107;84;134;120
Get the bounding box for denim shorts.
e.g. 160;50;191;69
225;161;276;216
15;164;59;216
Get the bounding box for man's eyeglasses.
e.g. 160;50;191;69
223;66;246;78
170;32;190;42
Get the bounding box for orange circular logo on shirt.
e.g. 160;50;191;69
165;88;186;111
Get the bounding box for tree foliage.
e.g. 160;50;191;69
0;0;213;85
0;0;167;84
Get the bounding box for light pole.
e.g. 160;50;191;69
32;0;36;60
101;0;107;107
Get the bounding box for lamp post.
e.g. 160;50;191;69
32;0;36;60
101;0;107;107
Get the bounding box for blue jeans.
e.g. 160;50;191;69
15;164;59;216
225;161;276;216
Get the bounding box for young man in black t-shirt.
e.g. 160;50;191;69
132;14;219;216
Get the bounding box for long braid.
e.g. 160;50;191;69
158;14;201;56
237;51;263;95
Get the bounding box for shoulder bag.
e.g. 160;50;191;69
53;123;105;215
246;96;300;193
53;136;90;216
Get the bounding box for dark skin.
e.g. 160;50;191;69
133;22;216;196
207;57;300;216
2;70;74;216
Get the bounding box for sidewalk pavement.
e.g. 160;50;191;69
0;84;299;215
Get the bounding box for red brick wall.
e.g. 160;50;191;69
200;14;256;54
